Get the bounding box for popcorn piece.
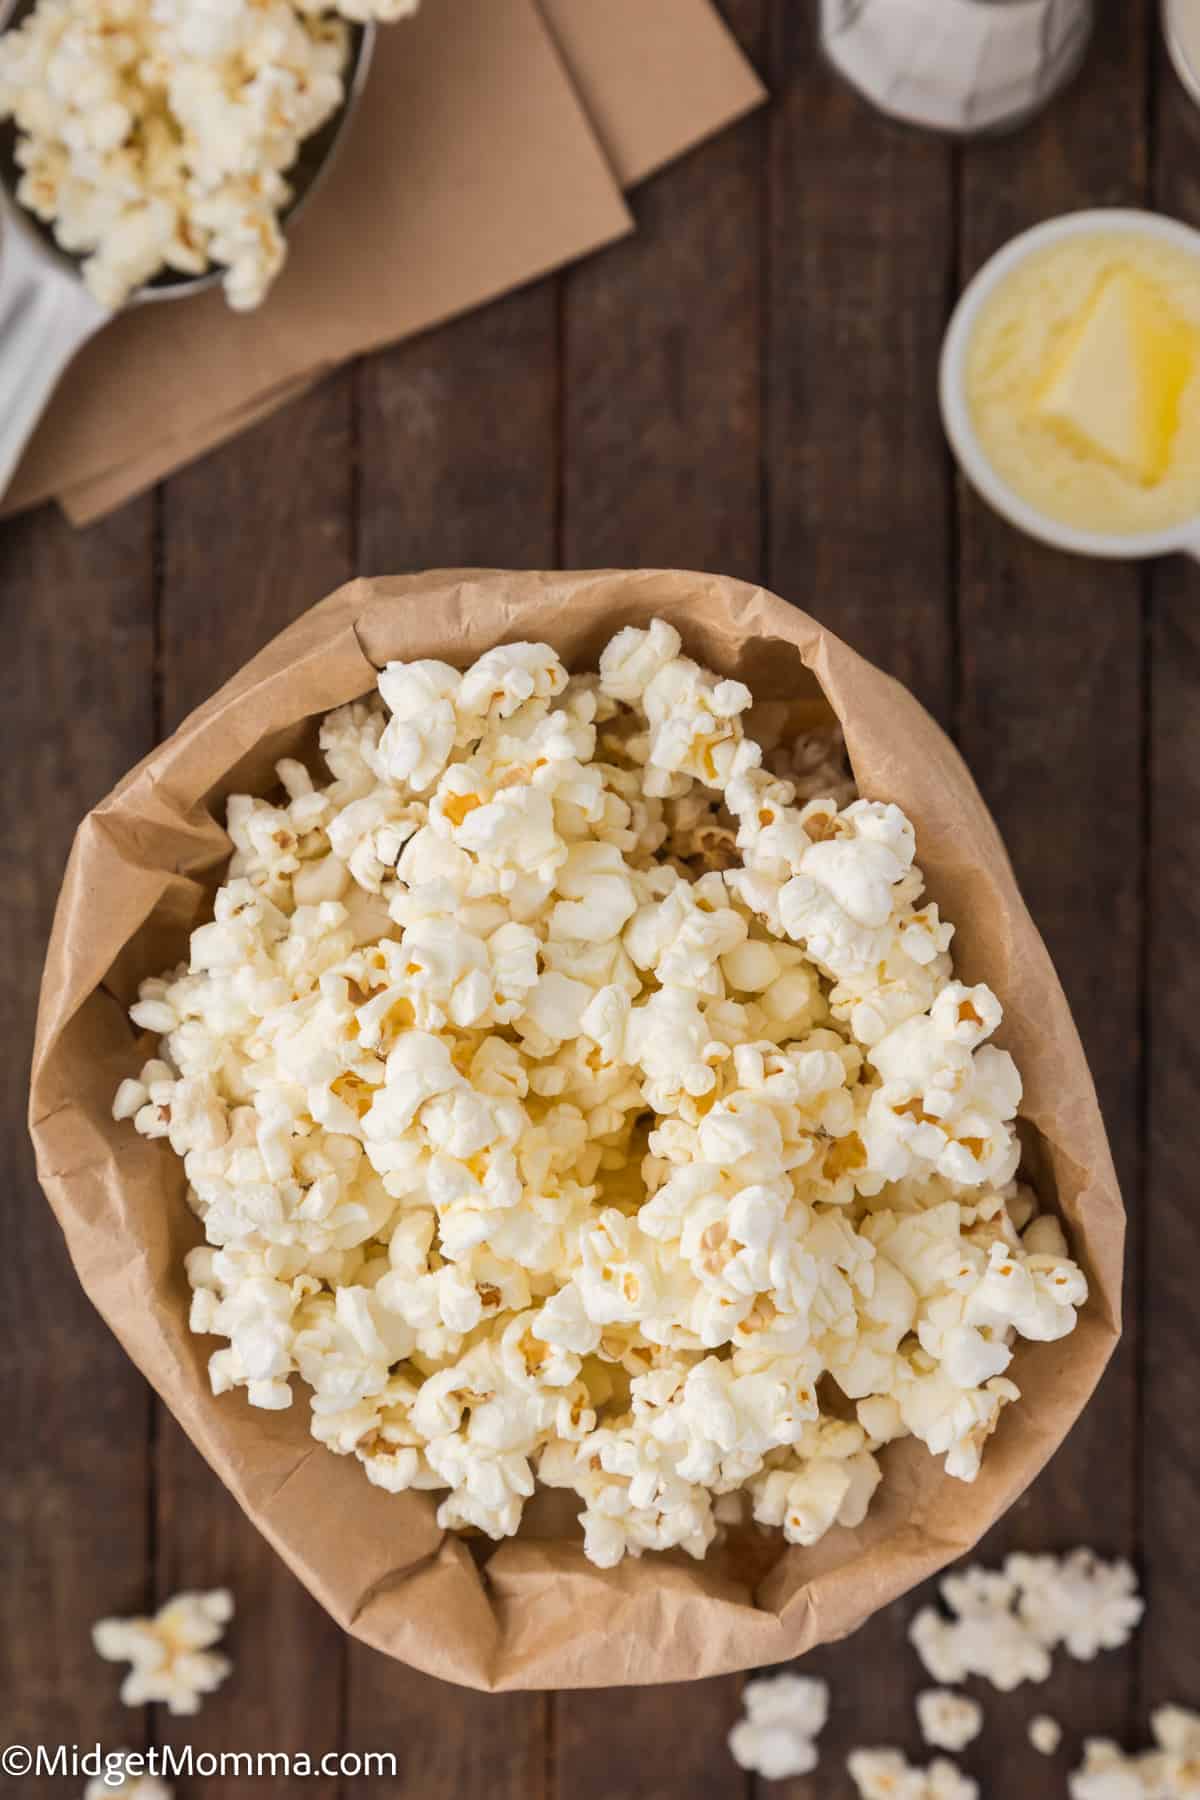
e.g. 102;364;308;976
847;1748;979;1799
862;1018;1023;1192
85;1755;174;1799
728;1673;829;1780
598;619;683;704
93;1590;234;1715
916;1689;984;1753
1007;1548;1145;1660
1029;1714;1063;1756
1153;1705;1200;1758
1068;1708;1200;1799
113;621;1074;1570
750;1441;882;1546
376;660;461;792
1068;1743;1146;1800
909;1566;1052;1692
910;1550;1143;1694
0;0;420;311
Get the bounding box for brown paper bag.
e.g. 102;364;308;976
29;570;1123;1691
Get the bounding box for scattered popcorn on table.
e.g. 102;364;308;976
848;1747;979;1799
84;1755;173;1800
727;1672;829;1779
1069;1705;1200;1798
1028;1713;1063;1756
1008;1548;1145;1660
0;0;419;310
113;621;1088;1567
93;1589;234;1715
909;1550;1140;1692
916;1688;983;1753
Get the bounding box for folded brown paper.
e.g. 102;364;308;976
30;570;1123;1691
5;0;765;525
539;0;763;186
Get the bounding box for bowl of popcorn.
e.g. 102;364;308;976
30;569;1123;1691
0;0;413;499
0;0;413;311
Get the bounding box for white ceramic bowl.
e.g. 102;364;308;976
939;207;1200;560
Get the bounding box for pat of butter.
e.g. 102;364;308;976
1033;268;1195;485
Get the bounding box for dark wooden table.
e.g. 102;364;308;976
5;6;1197;1796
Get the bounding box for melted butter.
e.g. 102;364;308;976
1033;268;1195;486
966;232;1200;535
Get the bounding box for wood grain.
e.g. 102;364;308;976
358;286;559;575
559;0;765;582
0;502;156;1798
1140;35;1200;1737
764;1;956;723
160;373;357;719
346;1654;548;1800
954;6;1149;1790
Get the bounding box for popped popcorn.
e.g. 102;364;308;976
0;0;419;311
114;623;1086;1566
85;1756;173;1800
92;1590;234;1715
728;1673;830;1780
847;1747;979;1799
1029;1713;1063;1756
916;1689;983;1753
1069;1707;1200;1799
1008;1548;1145;1660
909;1550;1142;1692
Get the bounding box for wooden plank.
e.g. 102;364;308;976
953;8;1149;1792
153;376;357;1800
358;287;559;575
761;8;956;1796
1141;570;1200;1714
560;1681;747;1800
0;500;156;1797
1139;38;1200;1733
559;13;764;581
347;1654;548;1800
345;287;560;1791
160;374;357;718
553;6;764;1797
764;3;957;722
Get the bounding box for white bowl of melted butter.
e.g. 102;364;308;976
941;209;1200;559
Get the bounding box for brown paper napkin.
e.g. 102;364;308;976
5;0;764;524
540;0;764;186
